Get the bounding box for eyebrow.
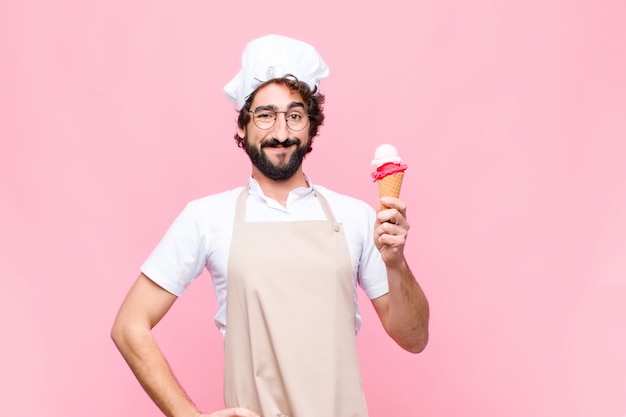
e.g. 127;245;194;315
287;102;305;110
253;102;306;112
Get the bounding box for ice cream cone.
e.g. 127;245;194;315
377;172;404;209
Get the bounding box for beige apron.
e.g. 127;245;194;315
224;187;369;417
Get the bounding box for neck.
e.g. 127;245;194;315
252;169;308;207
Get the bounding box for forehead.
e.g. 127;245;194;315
250;83;305;109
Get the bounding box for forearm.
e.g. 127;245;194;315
385;259;430;353
112;325;200;417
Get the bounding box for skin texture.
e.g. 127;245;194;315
371;196;430;353
236;83;311;205
111;83;429;417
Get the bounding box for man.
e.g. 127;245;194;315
111;34;429;417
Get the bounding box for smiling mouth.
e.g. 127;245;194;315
262;143;292;149
261;138;299;148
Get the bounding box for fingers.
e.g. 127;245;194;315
376;222;407;247
376;208;409;230
377;211;405;227
228;408;260;417
375;212;408;247
379;197;406;217
209;407;261;417
375;198;409;257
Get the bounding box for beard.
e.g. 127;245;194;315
244;136;311;181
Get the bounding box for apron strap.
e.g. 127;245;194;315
234;185;341;231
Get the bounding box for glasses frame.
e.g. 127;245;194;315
248;108;311;132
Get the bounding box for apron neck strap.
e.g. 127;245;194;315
234;186;340;228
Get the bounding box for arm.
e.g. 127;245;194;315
110;273;259;417
371;196;430;353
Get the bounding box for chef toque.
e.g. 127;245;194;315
223;34;330;110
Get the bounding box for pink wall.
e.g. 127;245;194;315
1;1;625;416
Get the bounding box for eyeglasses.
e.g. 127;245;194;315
248;107;310;131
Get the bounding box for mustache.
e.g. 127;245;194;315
260;138;301;148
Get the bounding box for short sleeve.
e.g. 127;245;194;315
358;208;390;300
141;202;207;296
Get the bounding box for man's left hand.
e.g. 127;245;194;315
374;196;410;266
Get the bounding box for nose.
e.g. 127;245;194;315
271;112;290;142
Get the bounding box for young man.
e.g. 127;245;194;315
111;34;429;417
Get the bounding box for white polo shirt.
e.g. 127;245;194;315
141;177;389;335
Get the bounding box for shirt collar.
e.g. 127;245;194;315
247;175;315;207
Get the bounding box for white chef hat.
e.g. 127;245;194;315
223;34;330;109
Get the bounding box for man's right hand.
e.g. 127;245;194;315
112;275;262;417
202;407;260;417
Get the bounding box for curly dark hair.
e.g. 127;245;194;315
233;75;325;151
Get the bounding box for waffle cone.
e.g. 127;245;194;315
377;172;404;209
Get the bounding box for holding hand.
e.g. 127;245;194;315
374;196;410;266
201;407;260;417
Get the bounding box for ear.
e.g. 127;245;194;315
237;126;246;139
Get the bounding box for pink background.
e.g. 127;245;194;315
1;1;625;416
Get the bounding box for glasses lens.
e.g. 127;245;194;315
253;109;277;129
285;109;309;131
